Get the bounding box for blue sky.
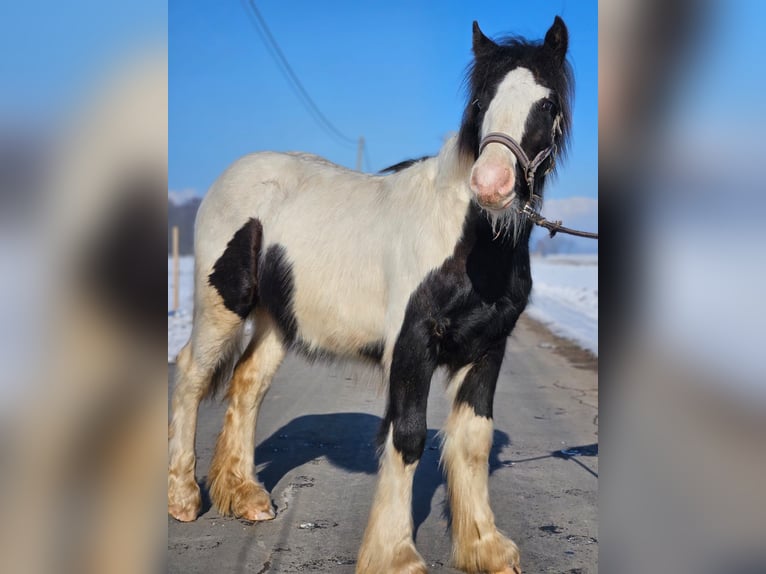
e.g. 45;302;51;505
169;1;597;202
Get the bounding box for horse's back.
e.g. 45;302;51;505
194;152;370;264
193;151;391;357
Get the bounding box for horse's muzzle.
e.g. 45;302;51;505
470;150;517;208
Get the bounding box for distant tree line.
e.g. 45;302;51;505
532;234;597;255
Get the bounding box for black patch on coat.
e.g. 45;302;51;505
258;245;386;364
259;244;298;342
358;340;385;363
380;314;437;464
208;218;263;319
378;156;432;174
411;204;533;370
292;339;385;365
453;340;507;418
292;339;336;363
380;203;534;461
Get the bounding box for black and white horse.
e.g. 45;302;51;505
169;18;572;574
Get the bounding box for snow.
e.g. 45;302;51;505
527;254;598;355
168;188;201;205
168;256;194;362
168;253;599;362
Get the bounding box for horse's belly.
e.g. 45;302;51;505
291;263;387;357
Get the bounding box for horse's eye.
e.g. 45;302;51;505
541;99;557;115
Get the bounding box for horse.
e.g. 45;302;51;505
168;17;573;574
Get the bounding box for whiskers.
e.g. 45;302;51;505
485;199;527;245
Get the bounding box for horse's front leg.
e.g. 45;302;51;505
443;341;520;574
357;323;436;574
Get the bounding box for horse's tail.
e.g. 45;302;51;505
204;326;246;400
198;217;264;400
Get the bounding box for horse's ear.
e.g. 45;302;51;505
544;16;568;68
472;21;496;57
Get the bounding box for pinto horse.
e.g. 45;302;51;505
169;17;573;574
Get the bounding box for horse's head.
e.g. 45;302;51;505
459;17;573;214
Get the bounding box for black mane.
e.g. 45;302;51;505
378;156;433;174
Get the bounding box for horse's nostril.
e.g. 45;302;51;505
471;164;514;199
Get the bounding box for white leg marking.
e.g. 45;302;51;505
442;403;520;574
357;427;427;574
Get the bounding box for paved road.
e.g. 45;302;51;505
168;316;598;574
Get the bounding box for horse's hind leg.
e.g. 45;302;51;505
168;304;243;522
208;309;286;520
169;217;263;521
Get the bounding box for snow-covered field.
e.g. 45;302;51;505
168;253;598;361
168;256;194;362
528;254;598;355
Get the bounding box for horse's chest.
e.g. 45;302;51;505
436;297;510;363
414;256;531;367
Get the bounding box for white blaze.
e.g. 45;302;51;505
471;67;550;208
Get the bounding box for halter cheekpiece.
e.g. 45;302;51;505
477;114;562;211
477;116;599;240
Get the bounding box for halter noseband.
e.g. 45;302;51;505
475;117;598;240
477;115;562;212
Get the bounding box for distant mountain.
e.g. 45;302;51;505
168;195;201;254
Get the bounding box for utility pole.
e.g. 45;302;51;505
356;136;365;171
172;225;180;315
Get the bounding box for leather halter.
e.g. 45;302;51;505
476;117;598;240
477;115;561;210
479;132;555;196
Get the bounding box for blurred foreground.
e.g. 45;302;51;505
600;0;766;572
0;2;167;573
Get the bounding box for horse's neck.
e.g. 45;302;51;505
433;135;473;198
394;135;473;213
429;137;534;253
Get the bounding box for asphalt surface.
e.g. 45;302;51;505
168;316;598;574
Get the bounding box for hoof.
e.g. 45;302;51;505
168;480;201;522
169;504;199;523
399;562;428;574
357;540;427;574
359;558;427;574
209;474;274;520
394;546;428;574
453;530;520;574
238;505;276;522
231;480;275;521
395;563;427;574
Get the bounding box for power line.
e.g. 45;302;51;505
241;0;358;147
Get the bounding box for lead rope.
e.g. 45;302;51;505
481;118;598;240
520;201;599;239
